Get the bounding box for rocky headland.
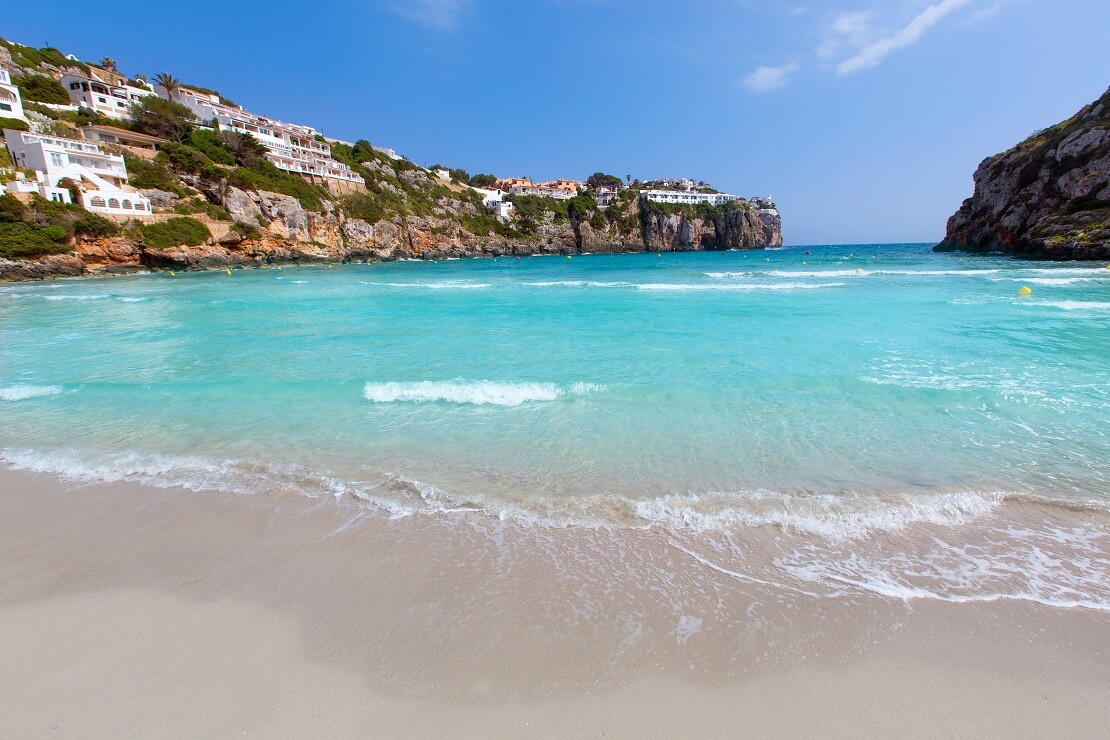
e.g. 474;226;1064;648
936;85;1110;260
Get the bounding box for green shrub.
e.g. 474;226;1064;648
16;73;70;104
230;220;261;240
174;196;230;220
228;162;326;210
41;224;68;241
0;221;72;258
187;129;236;165
159;142;225;180
140;216;211;249
72;213;120;238
124;154;188;194
339;192;386;223
0;116;30;132
0;193;27;222
128;96;197;142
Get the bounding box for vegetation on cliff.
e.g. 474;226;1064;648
937;85;1110;259
0;193;117;258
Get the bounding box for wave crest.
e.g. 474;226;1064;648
0;385;64;401
363;380;603;406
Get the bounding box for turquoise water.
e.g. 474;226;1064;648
2;244;1109;605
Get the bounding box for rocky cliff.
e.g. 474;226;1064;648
936;86;1110;260
1;185;782;281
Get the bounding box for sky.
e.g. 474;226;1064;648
5;0;1110;244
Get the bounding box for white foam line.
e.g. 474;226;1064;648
813;572;1110;611
667;538;821;597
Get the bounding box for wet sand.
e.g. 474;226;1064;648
0;468;1107;737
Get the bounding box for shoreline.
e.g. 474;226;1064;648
1;467;1107;736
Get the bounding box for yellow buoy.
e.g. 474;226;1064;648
226;268;232;276
567;255;572;259
1105;264;1110;270
1017;285;1032;297
327;264;333;269
169;271;175;277
855;268;862;274
802;260;807;265
657;253;661;258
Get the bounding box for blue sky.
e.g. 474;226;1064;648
5;1;1109;244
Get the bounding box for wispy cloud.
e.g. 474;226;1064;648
742;0;987;91
393;0;470;31
834;0;975;75
743;62;800;92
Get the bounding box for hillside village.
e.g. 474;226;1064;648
0;35;782;279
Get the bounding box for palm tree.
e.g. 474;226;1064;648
153;72;181;101
98;57;117;72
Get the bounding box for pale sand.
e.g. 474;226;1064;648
0;468;1107;738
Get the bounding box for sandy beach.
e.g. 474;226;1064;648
1;468;1107;738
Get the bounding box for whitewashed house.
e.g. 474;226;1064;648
3;129;151;215
0;67;27;121
641;188;739;207
60;73;155;119
5;171;72;203
472;186;514;220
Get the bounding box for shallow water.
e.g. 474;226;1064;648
1;244;1108;608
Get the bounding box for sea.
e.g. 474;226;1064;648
2;243;1108;610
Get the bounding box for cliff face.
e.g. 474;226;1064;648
0;188;783;281
936;86;1110;260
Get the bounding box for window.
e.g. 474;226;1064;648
133;202;145;211
98;97;107;104
50;153;64;167
108;198;120;209
121;200;132;209
90;197;106;208
0;103;9;112
71;82;81;90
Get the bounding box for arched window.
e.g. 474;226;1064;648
121;200;132;209
133;202;145;211
108;198;120;209
90;197;106;208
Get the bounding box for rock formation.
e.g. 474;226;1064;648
936;86;1110;260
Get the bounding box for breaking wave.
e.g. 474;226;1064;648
0;385;64;401
363;380;604;406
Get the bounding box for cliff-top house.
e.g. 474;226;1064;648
61;69;156;120
157;85;365;194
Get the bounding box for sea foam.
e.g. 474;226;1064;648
363;380;603;406
0;385;64;401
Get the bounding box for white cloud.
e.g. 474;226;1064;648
393;0;470;31
743;62;801;92
835;0;974;75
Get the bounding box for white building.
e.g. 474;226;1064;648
471;186;514;220
640;188;739;207
594;187;618;208
0;67;27;121
509;184;575;200
158;85;364;192
5;171;72;204
432;168;451;180
4;129;151;215
60;73;155;120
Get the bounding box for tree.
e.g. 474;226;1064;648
128;95;197;143
468;173;498;188
219;130;268;168
98;57;118;73
153;72;181;100
586;172;623;190
351;139;375;162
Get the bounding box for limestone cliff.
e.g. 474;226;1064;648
1;186;783;280
936;86;1110;260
